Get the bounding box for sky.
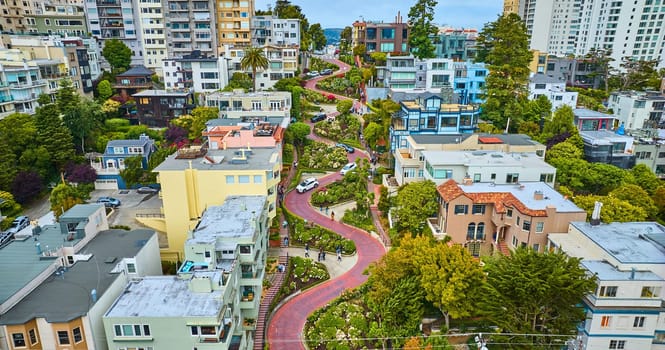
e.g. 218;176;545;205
253;0;503;30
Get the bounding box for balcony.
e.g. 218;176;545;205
197;323;232;344
9;80;47;89
91;162;122;175
97;0;121;6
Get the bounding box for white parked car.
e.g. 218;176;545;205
340;162;357;175
296;177;319;193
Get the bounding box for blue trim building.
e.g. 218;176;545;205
94;134;156;189
452;62;487;105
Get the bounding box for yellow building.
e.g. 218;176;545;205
216;0;254;49
150;134;282;262
503;0;520;15
529;50;548;74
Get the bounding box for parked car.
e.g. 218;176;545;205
97;197;121;208
296;177;319;193
310;113;327;123
336;143;355;153
0;231;13;246
340;162;357;175
306;71;320;78
6;215;30;234
137;186;159;194
321;68;334;75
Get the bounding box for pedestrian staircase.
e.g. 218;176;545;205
253;254;289;350
497;240;511;256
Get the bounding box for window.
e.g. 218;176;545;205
143;325;151;336
534;83;546;89
12;333;26;347
204;251;211;258
238;175;250;183
473;173;481;182
506;173;519;183
28;329;37;345
467;223;476;240
601;316;612;328
200;326;216;335
454;205;468;215
239;245;251;254
535;222;544;233
226;176;234;184
126;263;136;273
641;286;661;297
532;243;540;252
57;330;70;345
73;327;83;343
507;209;513;217
609;340;625;349
472;204;486;214
522;220;531;231
633;316;646;328
490;173;496;180
190;326;199;335
253;175;262;183
599;286;618;297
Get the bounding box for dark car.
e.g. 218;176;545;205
310;113;327;123
336;143;355;153
0;231;13;246
320;68;334;75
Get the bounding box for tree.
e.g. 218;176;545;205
583;48;614;93
120;156;149;188
393;180;439;237
339;26;352;55
309;23;327;51
619;57;662;91
475;14;532;131
407;0;438;59
63;98;105;153
240;47;269;92
480;248;597;348
540;105;578;144
654;187;665;222
64;163;97;184
55;79;80;115
629;164;661;196
287;122;311;147
11;171;43;204
352;44;366;57
50;182;88;219
336;99;353;115
189;107;219;140
35;102;76;171
573;195;648;223
97;80;113;101
610;184;658;219
165;125;188;146
223;72;253;91
419;242;485;331
370;52;387;66
363;122;383;149
102;39;132;71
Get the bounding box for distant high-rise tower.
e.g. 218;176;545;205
164;0;218;58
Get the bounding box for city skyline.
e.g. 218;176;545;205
254;0;503;30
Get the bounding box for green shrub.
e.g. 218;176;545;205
311;171;366;206
298;142;348;170
342;208;376;232
282;205;356;254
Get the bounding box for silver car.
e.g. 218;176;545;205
296;177;319;193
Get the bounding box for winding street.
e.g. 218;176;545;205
266;57;387;350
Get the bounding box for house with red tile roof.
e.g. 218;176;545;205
432;180;586;257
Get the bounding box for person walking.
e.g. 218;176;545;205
304;243;310;258
337;251;342;262
330;211;335;221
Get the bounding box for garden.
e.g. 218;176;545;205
313;114;362;148
315;67;366;99
297;141;349;170
282;206;356;254
310;171;366;207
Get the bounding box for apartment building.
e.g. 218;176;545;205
146;118;285;261
433;27;478;61
104;195;267;350
133;89;195;127
628;129;665;178
389;93;481;150
549;221;665;350
216;0;254;49
351;13;409;54
162;51;230;92
453;61;488;104
85;0;144;67
137;0;167;74
0;49;47;116
573;108;617;132
223;44;298;90
0;204;161;350
528;72;578;111
392;133;546;186
30;0;87;36
164;0;217;58
511;0;665;69
204;90;291;119
251;15;300;47
580;130;636;169
608;91;665;130
433;180;585;256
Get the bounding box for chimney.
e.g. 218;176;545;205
533;190;543;200
590;201;603;226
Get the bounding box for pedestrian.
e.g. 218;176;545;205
283;236;289;246
305;243;310;258
325;206;329;214
320;205;323;212
317;251;321;261
337;252;342;262
330;211;335;221
322;250;326;261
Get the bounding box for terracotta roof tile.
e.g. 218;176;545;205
437;181;548;217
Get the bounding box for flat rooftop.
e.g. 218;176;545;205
1;229;155;324
410;133;540;146
189;195;267;245
581;260;663;281
132;89;191;97
153;147;279;172
422;150;554;170
574;108;615;119
104;276;222;318
452;181;583;213
206;90;290;99
570;221;665;264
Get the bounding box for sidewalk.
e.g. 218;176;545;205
272;247;358;279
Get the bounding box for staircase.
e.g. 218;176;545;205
496;240;511;256
253;254;289;350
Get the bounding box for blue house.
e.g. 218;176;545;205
93;134;156;189
452;62;487;105
389;93;480;150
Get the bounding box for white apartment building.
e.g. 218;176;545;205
162;51;230;93
549;221;665;350
510;0;665;69
529;72;578;111
137;0;167;75
608;91;665;130
251;15;300;47
204;89;291;119
223;45;298;91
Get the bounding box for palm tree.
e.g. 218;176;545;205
240;47;269;92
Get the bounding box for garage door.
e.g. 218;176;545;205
95;179;118;190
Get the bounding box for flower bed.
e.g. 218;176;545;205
313;117;360;143
298;142;349;170
311;171;366;207
282;205;356;254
